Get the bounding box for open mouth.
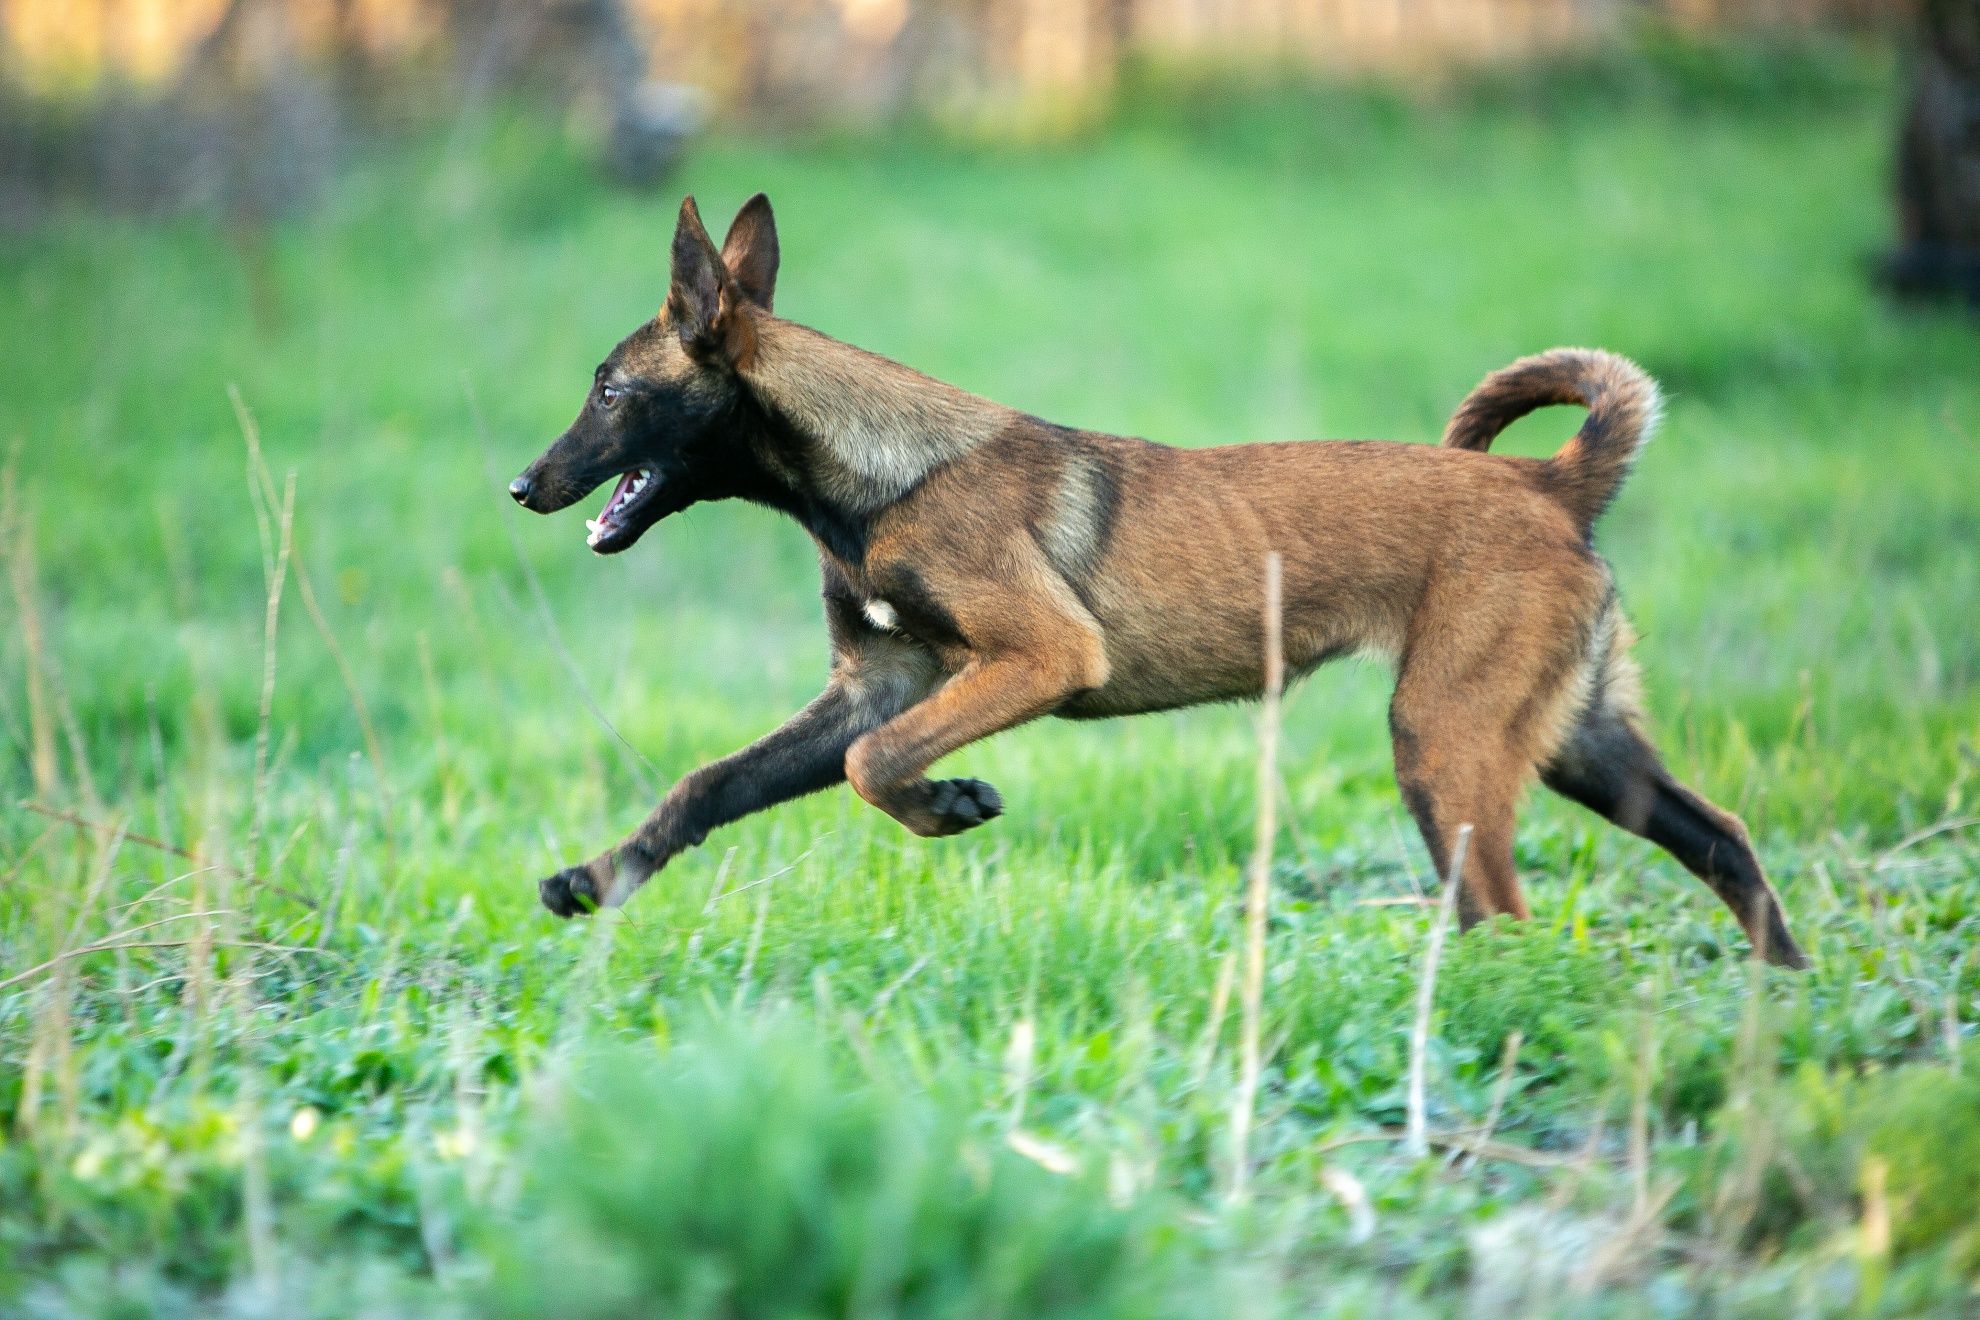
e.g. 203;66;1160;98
584;467;663;554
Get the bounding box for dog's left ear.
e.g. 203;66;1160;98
667;196;725;343
720;193;778;312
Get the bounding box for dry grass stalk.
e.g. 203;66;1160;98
1859;1155;1891;1262
731;883;774;1010
0;910;263;994
1628;998;1658;1212
1;461;98;813
551;894;621;1055
18;802;317;908
184;836;217;1091
15;969;69;1139
711;848;814;906
51;674;104;814
1226;551;1284;1203
1314;1127;1583;1170
5;530;58;799
450;1006;492;1201
15;821;130;1139
1572;1178;1679;1295
867;954;931;1021
1458;1028;1524;1172
1;824;57;891
233;385;397;855
315;819;360;948
1406;822;1470;1159
1004;1017;1038;1131
1874;814;1980;863
232;972;280;1304
245;449;297;877
682;847;740;967
58;817;126;951
1709;937;1779;1251
4;492;61;803
1945;949;1966;1067
416;630;460;824
1188;952;1237;1091
1319;1163;1376;1244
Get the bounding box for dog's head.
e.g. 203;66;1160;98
508;193;779;554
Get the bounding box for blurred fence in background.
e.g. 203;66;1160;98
4;0;1901;118
0;0;1913;222
636;0;1897;117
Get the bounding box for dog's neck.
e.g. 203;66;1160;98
739;318;1013;516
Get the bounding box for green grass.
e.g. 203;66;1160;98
3;36;1979;1317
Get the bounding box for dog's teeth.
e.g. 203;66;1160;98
585;519;602;533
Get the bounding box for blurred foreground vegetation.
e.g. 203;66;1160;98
2;35;1978;1317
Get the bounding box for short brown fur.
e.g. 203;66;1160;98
511;196;1807;970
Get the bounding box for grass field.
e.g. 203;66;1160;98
4;35;1979;1317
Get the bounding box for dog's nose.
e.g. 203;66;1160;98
508;476;533;506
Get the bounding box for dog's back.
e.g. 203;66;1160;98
858;414;1599;722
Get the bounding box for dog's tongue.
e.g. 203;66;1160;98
585;471;640;547
604;470;639;517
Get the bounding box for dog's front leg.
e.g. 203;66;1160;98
845;639;1105;838
539;659;931;917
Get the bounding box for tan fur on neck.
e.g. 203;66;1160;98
745;318;1014;509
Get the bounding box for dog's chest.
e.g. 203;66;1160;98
830;552;967;653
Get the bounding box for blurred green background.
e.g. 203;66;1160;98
3;2;1979;1316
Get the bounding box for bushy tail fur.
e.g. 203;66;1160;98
1442;348;1661;529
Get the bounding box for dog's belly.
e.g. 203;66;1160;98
1054;679;1253;720
1054;629;1361;720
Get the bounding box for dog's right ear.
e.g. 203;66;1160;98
665;196;726;348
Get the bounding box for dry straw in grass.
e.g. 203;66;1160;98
3;456;61;804
240;407;297;877
19;802;317;909
1406;823;1470;1160
233;385;396;857
1226;552;1283;1203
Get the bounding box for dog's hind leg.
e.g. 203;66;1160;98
1390;712;1530;929
1541;705;1807;968
1388;564;1612;930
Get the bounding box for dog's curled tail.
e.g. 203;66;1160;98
1442;347;1661;529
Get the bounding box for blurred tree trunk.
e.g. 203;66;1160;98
1888;0;1980;305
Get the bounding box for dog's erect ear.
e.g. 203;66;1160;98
719;193;778;312
667;196;762;367
666;196;726;346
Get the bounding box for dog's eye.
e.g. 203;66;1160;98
599;384;621;408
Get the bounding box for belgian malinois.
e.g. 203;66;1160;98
509;193;1807;969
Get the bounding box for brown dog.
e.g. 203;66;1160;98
509;193;1807;969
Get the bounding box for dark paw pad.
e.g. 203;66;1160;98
539;866;600;918
927;778;1004;835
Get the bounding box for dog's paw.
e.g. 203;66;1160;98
539;865;601;918
925;777;1003;836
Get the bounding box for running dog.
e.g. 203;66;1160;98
508;193;1806;968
